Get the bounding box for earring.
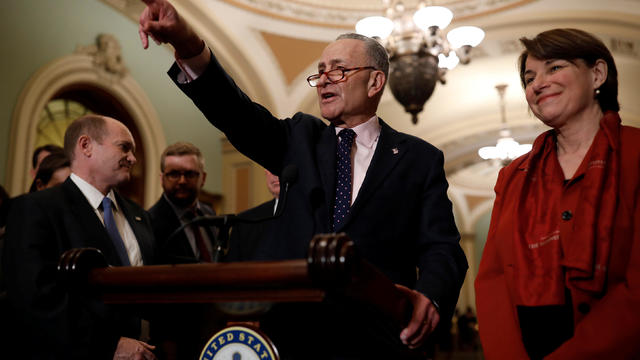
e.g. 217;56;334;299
595;88;601;96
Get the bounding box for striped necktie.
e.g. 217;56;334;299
184;208;213;262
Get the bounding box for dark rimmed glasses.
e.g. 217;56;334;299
306;66;377;87
164;170;200;181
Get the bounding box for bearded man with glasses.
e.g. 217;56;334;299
148;142;223;360
139;1;467;358
149;141;217;265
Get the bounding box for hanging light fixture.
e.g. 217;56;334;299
356;1;484;124
478;84;532;165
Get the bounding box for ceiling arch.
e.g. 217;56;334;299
219;0;537;27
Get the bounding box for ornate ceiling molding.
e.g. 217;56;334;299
220;0;537;28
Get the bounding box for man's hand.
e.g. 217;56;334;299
138;0;204;58
396;284;440;349
113;337;157;360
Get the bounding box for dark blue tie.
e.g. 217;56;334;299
333;128;356;231
101;197;131;266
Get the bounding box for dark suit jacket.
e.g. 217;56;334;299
2;178;155;359
169;54;467;357
226;199;276;261
148;195;216;264
147;195;222;360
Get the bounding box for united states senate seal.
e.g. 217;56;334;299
199;325;279;360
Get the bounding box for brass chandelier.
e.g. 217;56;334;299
356;0;484;124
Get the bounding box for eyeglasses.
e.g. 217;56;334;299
164;170;200;181
306;66;376;87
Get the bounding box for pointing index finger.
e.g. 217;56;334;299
139;26;149;49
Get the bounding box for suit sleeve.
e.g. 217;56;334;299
475;169;531;360
414;149;468;322
168;52;289;174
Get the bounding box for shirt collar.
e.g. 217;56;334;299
70;173;118;211
335;115;381;149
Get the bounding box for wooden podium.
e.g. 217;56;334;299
58;233;424;358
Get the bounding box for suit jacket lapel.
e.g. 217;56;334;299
62;179;122;265
316;124;338;216
347;119;407;222
160;196;196;259
116;191;154;265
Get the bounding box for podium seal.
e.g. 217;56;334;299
199;325;279;360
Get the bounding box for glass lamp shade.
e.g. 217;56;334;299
478;145;499;160
447;26;485;48
438;51;459;69
515;143;533;157
355;16;395;39
495;137;520;159
478;137;532;160
413;6;453;30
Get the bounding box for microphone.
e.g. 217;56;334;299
183;163;298;227
165;164;298;262
273;163;298;218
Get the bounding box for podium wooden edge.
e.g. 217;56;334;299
57;233;413;330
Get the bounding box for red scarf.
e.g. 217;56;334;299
512;111;620;306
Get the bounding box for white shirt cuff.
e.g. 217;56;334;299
175;45;211;83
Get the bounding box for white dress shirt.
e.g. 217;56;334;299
335;116;381;204
70;173;143;266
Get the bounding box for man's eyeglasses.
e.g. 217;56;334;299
164;170;200;181
306;66;376;87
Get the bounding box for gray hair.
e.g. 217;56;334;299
336;33;389;82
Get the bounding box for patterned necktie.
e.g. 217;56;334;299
101;197;131;266
333;128;356;231
184;209;213;262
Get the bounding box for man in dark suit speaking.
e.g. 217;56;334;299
139;0;467;356
3;115;156;359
